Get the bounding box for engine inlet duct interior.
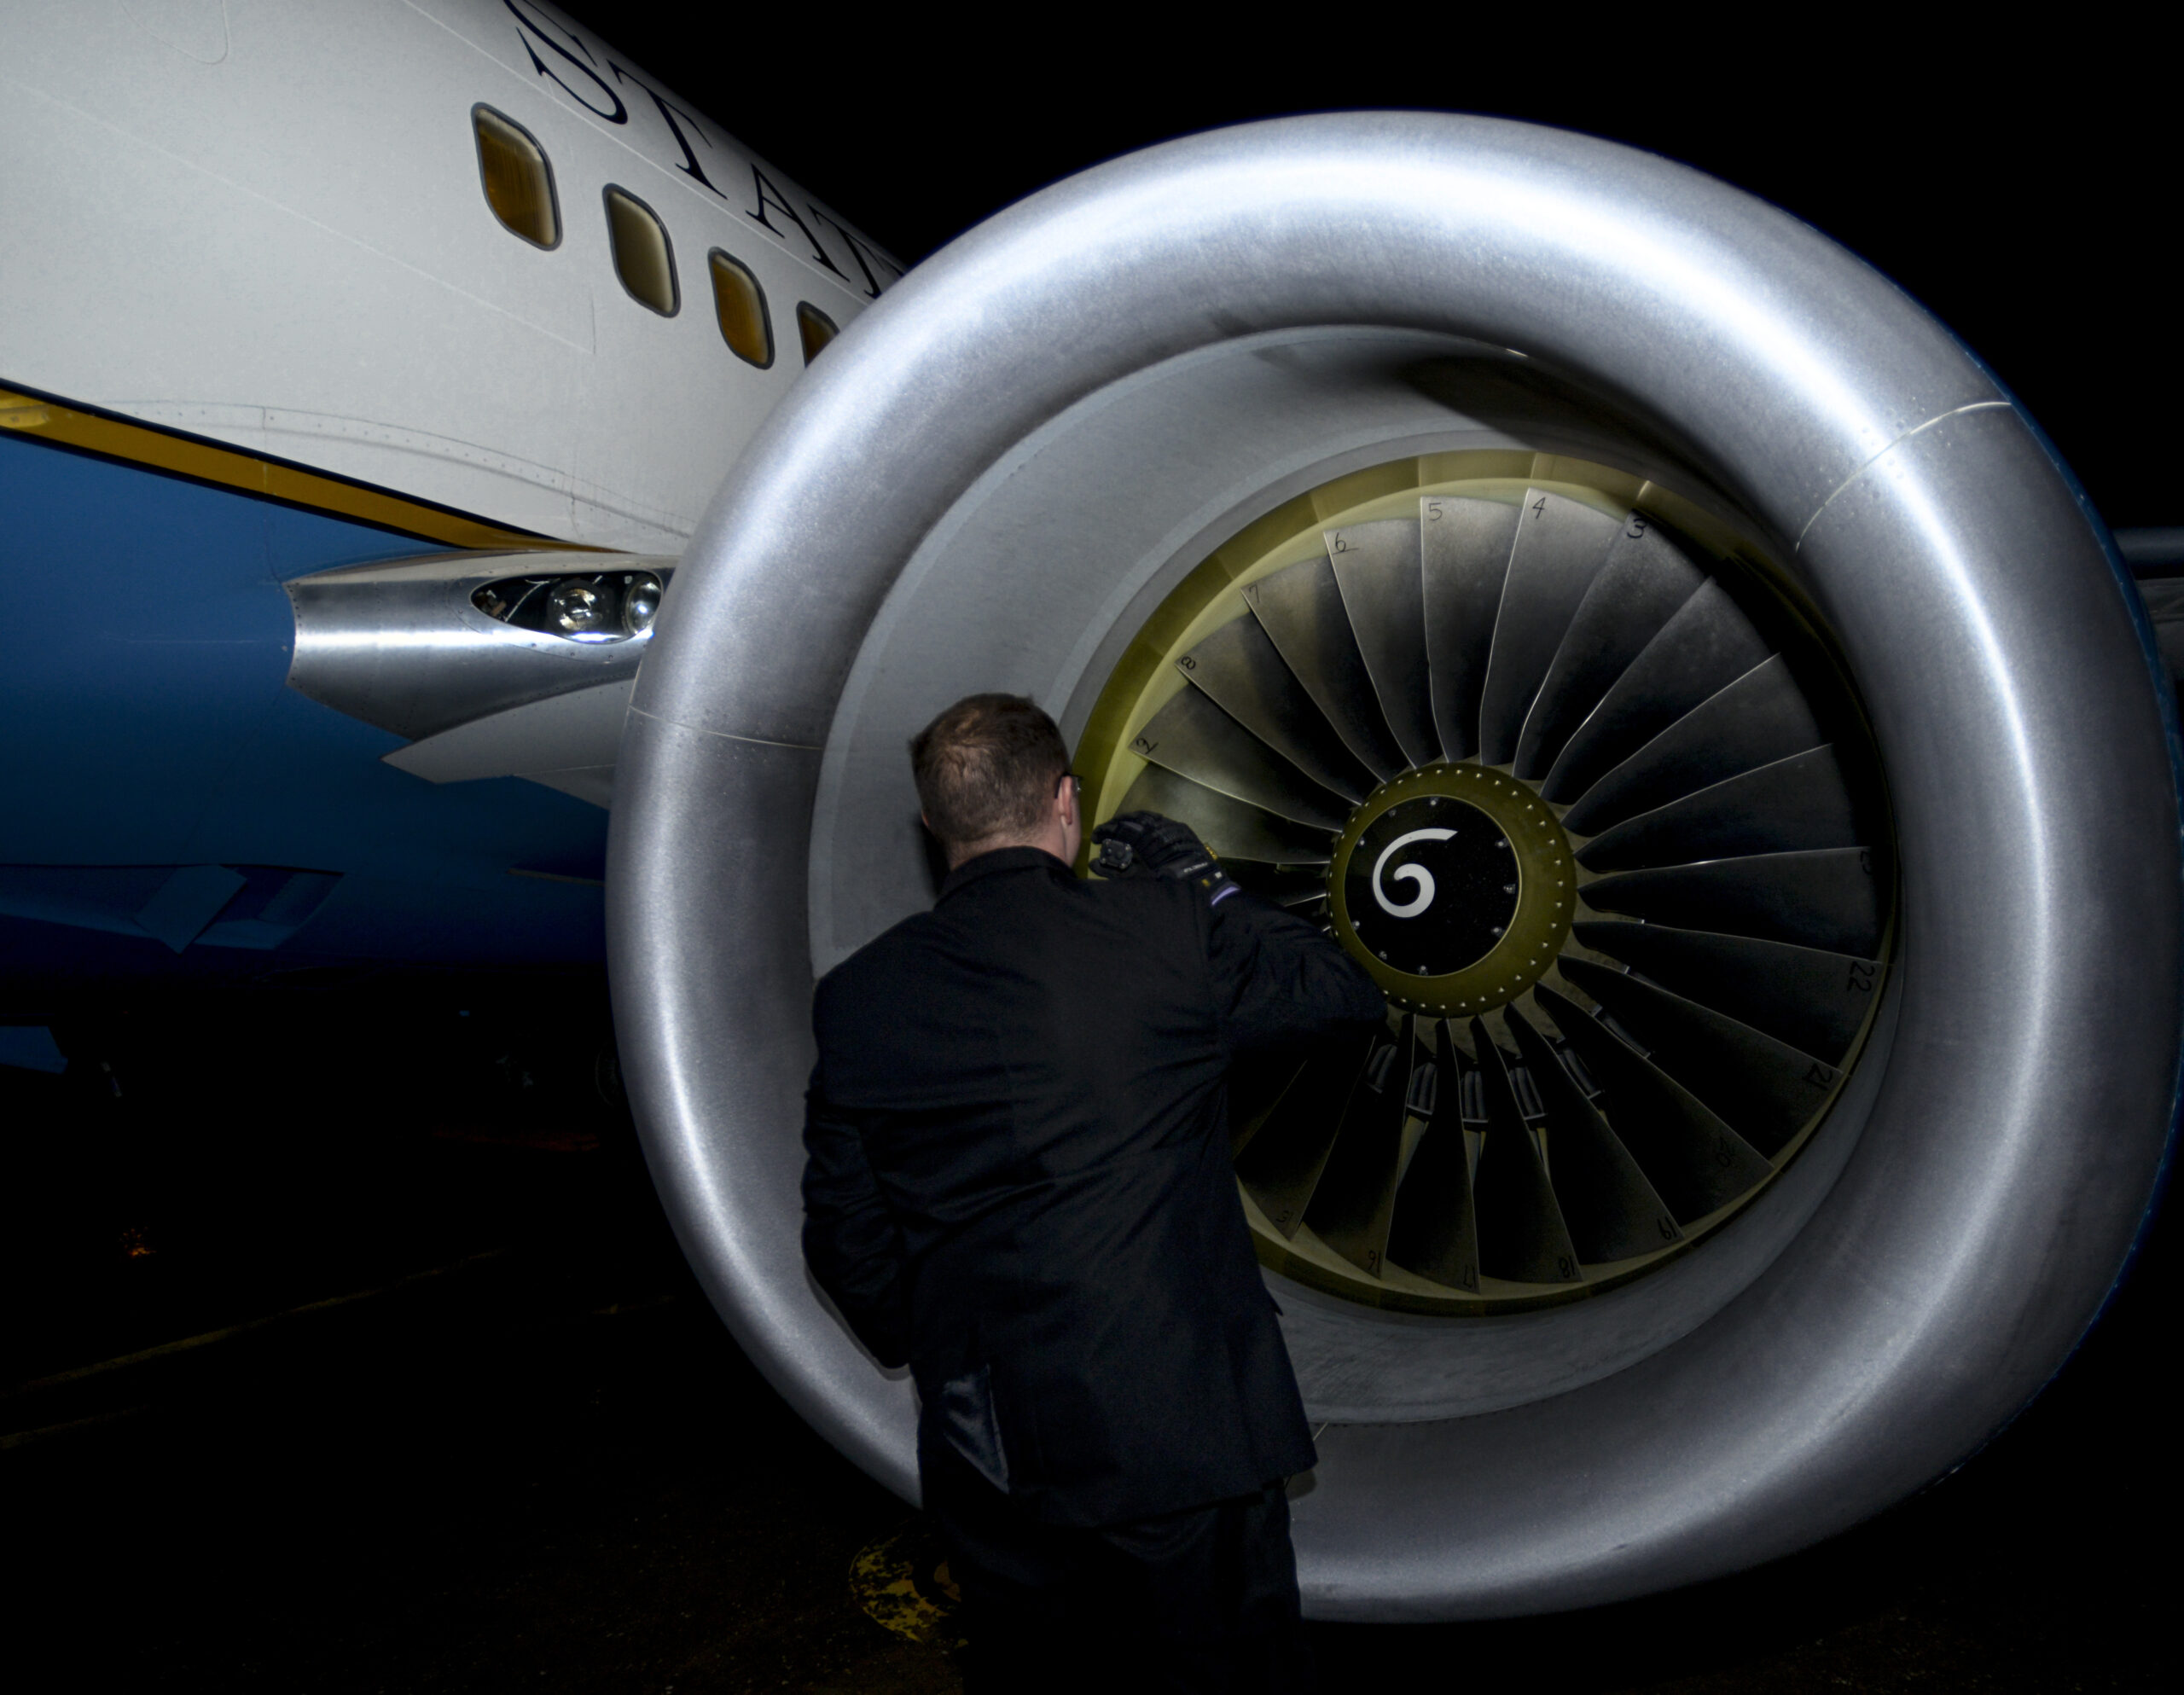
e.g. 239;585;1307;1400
610;115;2180;1619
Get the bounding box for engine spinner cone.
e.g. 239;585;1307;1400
1327;765;1574;1015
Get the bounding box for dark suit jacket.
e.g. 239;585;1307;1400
801;845;1385;1528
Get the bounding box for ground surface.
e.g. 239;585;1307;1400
2;1022;2172;1692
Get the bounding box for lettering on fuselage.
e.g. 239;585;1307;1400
501;0;901;298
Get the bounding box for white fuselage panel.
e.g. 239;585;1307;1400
2;0;895;549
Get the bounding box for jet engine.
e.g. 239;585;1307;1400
607;116;2180;1618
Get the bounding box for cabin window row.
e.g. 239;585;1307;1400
471;104;838;368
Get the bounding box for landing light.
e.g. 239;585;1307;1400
624;573;662;635
548;580;608;638
472;570;668;644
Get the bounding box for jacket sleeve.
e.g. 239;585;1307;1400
1205;888;1387;1054
800;1077;912;1369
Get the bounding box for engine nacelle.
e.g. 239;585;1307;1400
608;115;2179;1619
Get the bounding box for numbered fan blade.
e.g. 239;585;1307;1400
1541;581;1770;805
1477;491;1620;764
1513;515;1708;780
1129;683;1351;830
1386;1020;1480;1291
1561;656;1822;837
1236;1030;1378;1235
1576;746;1857;874
1221;860;1333;914
1578;848;1884;956
1573;921;1879;1064
1327;519;1439;769
1420;496;1520;763
1503;1003;1682;1263
1535;984;1773;1222
1244;554;1409;778
1113;764;1335;866
1176;614;1375;802
1228;1054;1307;1158
1469;1019;1582;1284
1556;959;1838;1157
1305;1018;1419;1277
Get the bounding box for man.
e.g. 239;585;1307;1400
800;692;1385;1690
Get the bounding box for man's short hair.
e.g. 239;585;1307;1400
911;694;1071;849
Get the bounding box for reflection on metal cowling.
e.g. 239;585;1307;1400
1077;458;1894;1313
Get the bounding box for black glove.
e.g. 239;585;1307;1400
1091;811;1238;905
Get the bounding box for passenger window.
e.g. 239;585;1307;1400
604;186;678;316
709;251;774;369
472;105;559;249
796;303;839;365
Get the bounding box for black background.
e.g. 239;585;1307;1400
556;6;2178;528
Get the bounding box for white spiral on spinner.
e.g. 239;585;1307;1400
1372;827;1457;919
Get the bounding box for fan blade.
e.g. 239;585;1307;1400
1512;514;1708;779
1536;984;1772;1222
1469;1019;1583;1284
1579;847;1884;956
1420;496;1520;763
1229;1054;1307;1158
1540;581;1770;805
1114;765;1334;866
1327;519;1440;769
1176;615;1374;802
1129;683;1351;830
1221;860;1332;912
1576;746;1857;873
1557;957;1838;1157
1387;1021;1481;1291
1235;1030;1378;1235
1573;921;1879;1064
1244;555;1409;779
1477;491;1621;764
1560;656;1822;837
1503;1002;1682;1263
1305;1017;1416;1277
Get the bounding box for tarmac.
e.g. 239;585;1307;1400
3;995;2171;1692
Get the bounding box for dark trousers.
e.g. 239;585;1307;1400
924;1445;1316;1693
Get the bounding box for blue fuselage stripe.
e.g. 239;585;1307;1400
1;432;608;981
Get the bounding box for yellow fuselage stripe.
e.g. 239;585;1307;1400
0;386;600;554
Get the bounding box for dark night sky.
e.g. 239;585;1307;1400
556;7;2177;527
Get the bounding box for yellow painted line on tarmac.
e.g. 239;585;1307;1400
1;1248;508;1404
0;1404;152;1452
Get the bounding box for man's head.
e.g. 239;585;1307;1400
911;694;1081;869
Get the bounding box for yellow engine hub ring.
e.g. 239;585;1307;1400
1327;764;1575;1015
